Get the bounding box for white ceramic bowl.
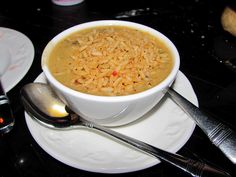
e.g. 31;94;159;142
42;20;180;127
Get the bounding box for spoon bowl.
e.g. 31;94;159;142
21;83;71;127
20;83;231;177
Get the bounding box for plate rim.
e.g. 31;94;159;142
0;27;34;92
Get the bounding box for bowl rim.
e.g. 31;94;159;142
42;20;180;102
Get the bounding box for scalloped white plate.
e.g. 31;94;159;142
0;27;34;92
25;71;198;173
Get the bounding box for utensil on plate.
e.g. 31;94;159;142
20;83;231;177
0;45;15;134
167;87;236;164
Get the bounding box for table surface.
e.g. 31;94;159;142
1;0;236;176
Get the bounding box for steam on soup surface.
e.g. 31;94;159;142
48;26;173;96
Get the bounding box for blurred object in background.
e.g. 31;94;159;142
221;6;236;37
52;0;84;6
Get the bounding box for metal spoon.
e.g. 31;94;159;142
20;83;231;177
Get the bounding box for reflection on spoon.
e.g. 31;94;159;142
20;83;231;177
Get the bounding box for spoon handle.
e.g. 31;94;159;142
81;120;231;177
167;87;236;164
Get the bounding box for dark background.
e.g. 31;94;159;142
0;0;236;176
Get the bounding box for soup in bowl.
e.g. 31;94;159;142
42;20;180;126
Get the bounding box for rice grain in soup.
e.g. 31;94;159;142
48;26;173;96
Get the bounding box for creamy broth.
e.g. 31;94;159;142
48;26;173;96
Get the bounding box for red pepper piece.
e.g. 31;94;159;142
112;70;118;76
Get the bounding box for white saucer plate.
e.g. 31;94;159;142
0;27;34;92
25;71;198;174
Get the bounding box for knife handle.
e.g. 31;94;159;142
167;87;236;164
